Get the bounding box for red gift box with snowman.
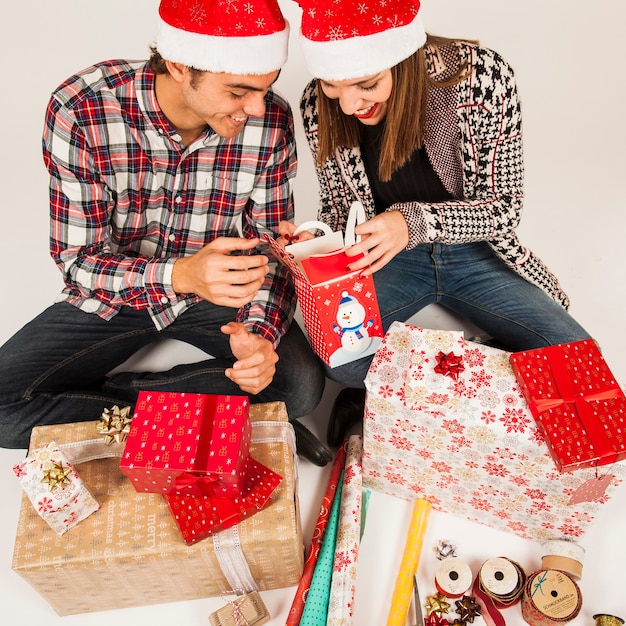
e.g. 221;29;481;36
265;202;383;367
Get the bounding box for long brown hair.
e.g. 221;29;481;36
315;34;475;181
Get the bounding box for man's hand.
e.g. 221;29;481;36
172;237;269;307
345;210;409;276
222;322;278;395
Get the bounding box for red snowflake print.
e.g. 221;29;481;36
528;500;552;514
558;522;583;537
65;511;78;525
494;509;511;520
426;392;451;406
511;475;530;487
344;464;356;482
389;435;415;451
524;488;547;500
482;462;510;478
507;520;528;535
384;470;407;486
529;429;546;445
432;460;453;474
464;347;486;368
37;497;54;513
451;435;472;448
502;394;518;407
465;460;479;469
481;410;497;424
469;496;492;511
442;419;464;434
334;550;352;571
12;465;26;478
379;384;394;398
469;369;493;389
499;408;531;433
417;448;434;460
436;474;459;488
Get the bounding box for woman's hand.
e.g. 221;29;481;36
276;220;316;248
345;210;409;275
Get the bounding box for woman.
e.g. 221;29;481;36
284;0;591;445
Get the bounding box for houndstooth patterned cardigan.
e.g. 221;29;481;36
299;41;569;308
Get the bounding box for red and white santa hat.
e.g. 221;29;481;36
296;0;426;80
157;0;289;75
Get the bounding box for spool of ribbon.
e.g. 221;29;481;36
541;540;585;581
478;557;525;607
521;569;582;626
434;557;473;598
594;615;625;626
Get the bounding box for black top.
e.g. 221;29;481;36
360;122;452;212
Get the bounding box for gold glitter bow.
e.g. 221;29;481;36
40;460;72;491
426;592;451;616
97;405;132;445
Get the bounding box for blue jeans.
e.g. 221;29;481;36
0;301;325;449
326;242;591;387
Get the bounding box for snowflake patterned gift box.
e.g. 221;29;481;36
509;340;626;472
12;402;303;616
120;391;252;498
264;202;383;367
12;441;99;534
362;322;625;541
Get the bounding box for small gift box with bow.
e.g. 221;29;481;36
208;590;270;625
510;339;626;471
120;391;252;497
165;456;282;545
264;202;383;367
12;441;100;534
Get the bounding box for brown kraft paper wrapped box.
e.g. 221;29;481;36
11;402;302;616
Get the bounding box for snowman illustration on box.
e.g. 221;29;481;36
332;290;374;353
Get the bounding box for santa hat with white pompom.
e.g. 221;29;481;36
295;0;426;81
156;0;289;75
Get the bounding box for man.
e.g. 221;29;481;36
0;0;331;465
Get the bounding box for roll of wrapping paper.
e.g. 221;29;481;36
286;442;347;626
386;498;432;626
521;569;582;626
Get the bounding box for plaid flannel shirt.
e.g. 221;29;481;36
43;60;297;345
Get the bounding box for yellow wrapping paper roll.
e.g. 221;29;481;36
386;498;432;626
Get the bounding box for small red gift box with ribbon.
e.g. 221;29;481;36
509;339;626;471
120;391;252;497
264;202;383;367
165;456;282;544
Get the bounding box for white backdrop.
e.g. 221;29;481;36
1;1;625;625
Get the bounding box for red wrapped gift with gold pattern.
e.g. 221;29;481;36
509;339;626;471
120;391;252;497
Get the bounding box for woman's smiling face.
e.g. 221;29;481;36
319;70;393;125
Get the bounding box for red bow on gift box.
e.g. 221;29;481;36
434;351;465;380
175;471;221;497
